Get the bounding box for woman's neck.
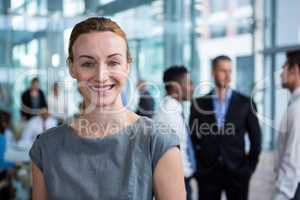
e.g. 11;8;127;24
72;99;139;138
83;107;129;126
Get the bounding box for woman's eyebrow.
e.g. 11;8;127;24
107;53;122;58
79;55;95;59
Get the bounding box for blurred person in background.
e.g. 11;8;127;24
189;55;262;200
274;49;300;200
136;80;155;118
18;106;58;151
48;82;67;123
0;110;17;169
153;66;196;200
21;78;47;121
0;110;17;200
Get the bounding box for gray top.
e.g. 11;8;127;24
29;117;180;200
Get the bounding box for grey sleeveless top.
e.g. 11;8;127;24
29;117;180;200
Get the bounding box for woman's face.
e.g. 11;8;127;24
69;31;129;108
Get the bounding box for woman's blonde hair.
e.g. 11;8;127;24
67;17;132;63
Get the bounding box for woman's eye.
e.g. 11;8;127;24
108;61;120;66
82;62;95;68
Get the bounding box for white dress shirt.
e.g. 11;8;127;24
4;128;30;162
18;115;58;150
274;86;300;200
153;96;195;177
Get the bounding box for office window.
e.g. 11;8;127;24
276;0;300;46
10;0;25;11
210;0;226;13
236;0;251;7
63;0;85;16
210;24;227;38
236;56;254;96
236;18;252;34
27;0;38;15
99;0;115;5
10;0;25;13
12;45;26;67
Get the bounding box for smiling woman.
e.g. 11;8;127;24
69;31;129;108
29;17;186;200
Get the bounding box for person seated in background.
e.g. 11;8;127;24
20;78;47;121
0;110;17;200
136;80;155;118
0;110;17;169
48;82;67;124
17;106;58;150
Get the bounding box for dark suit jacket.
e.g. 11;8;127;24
21;89;47;120
189;90;261;178
136;90;155;118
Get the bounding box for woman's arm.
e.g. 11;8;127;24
153;147;186;200
32;163;48;200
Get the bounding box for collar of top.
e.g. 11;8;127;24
291;86;300;103
164;95;183;114
212;88;233;101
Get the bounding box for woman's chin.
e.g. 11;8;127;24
92;97;118;109
82;90;122;111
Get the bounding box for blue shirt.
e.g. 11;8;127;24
0;129;16;169
212;89;233;128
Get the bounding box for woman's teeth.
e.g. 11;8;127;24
89;85;114;92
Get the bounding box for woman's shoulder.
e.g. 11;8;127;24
136;117;180;170
133;117;179;153
35;124;67;145
135;116;177;138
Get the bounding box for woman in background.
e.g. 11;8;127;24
20;78;47;120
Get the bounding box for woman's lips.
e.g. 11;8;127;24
88;84;115;93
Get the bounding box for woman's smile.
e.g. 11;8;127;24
87;83;116;95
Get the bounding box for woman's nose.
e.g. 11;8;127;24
95;64;109;83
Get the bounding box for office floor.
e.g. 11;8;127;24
191;151;275;200
249;151;275;200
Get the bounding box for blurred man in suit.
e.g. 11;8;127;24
189;55;262;200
